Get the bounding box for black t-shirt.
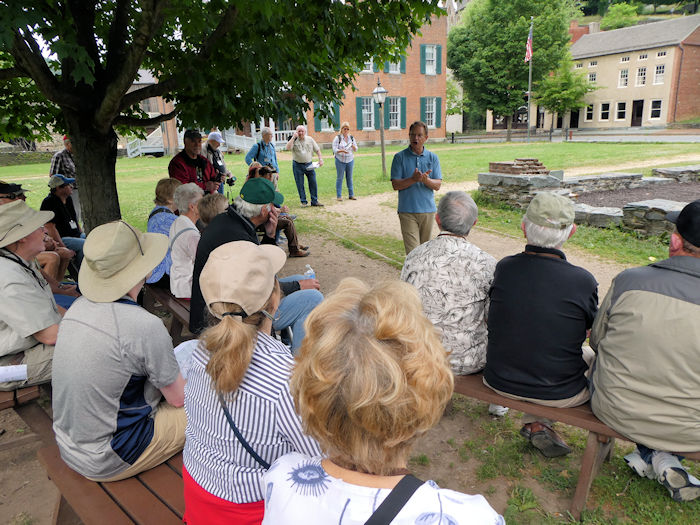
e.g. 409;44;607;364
40;193;80;238
483;245;598;400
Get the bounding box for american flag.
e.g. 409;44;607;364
524;23;533;63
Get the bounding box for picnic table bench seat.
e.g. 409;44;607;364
143;285;193;345
38;444;185;525
0;386;54;448
453;373;700;520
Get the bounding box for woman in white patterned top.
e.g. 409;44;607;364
262;279;504;525
332;121;358;201
183;242;320;525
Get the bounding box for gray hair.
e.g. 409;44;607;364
296;125;307;133
437;191;478;236
173;183;204;213
522;215;574;249
261;126;272;136
233;196;264;219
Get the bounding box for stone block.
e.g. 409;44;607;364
652;165;700;182
549;170;564;180
622;199;687;236
574;203;622;227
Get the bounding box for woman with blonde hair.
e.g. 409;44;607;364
332;121;357;201
183;241;320;525
262;279;503;524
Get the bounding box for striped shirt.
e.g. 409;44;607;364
183;332;321;503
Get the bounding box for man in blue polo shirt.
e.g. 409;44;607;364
390;121;442;254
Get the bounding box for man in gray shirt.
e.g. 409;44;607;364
52;220;186;481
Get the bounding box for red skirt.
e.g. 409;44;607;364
182;466;264;525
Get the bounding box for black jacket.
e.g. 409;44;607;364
189;206;300;333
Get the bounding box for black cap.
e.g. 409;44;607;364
0;182;28;195
666;200;700;248
183;129;202;141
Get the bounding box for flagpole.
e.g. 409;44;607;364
527;16;533;143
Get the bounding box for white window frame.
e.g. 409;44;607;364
388;97;401;129
616;101;627;121
575;62;583;69
584;104;594;122
361;97;374;130
638;53;648;60
618;69;629;88
424;97;437;128
657;50;667;58
425;45;437;76
588;60;598;67
621;56;630;63
319;104;336;132
588;72;597;83
600;102;610;121
654;64;665;84
650;99;662;120
361;58;373;73
636;67;646;86
388;61;401;74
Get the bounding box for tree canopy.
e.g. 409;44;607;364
0;0;441;229
447;0;577;137
600;3;639;30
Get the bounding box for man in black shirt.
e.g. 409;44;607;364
483;192;598;457
40;175;85;265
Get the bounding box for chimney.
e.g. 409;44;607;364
589;21;601;33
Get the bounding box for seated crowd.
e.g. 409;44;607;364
1;133;698;524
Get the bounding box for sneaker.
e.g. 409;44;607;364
521;422;571;458
336;197;343;202
300;203;308;208
488;404;509;417
624;450;654;479
652;451;700;502
311;202;324;207
349;196;357;200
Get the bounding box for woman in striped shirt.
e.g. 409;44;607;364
183;241;320;525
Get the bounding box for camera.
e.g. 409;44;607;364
225;175;237;187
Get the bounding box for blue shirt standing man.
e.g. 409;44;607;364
245;127;279;173
391;121;442;254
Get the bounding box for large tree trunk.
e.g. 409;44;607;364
67;120;122;233
505;115;512;142
549;115;554;142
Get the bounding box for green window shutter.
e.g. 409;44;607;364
374;101;381;129
436;97;442;128
400;56;406;74
356;98;364;131
332;102;340;130
436;45;442;75
401;97;407;129
313;106;321;132
384;61;390;73
420;44;426;74
373;59;380;73
420;97;426;123
384;99;390;129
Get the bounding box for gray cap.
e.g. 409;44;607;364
525;193;574;230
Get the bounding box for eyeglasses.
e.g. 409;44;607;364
119;221;144;256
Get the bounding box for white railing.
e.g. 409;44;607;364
126;127;165;158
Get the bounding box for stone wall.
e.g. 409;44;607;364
651;165;700;183
622;199;686;236
0;151;55;167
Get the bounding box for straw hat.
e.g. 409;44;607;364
79;221;168;302
200;241;286;318
0;200;54;249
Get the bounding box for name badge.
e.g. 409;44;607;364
69;220;78;229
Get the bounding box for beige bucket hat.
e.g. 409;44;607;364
200;241;286;319
0;200;54;249
79;220;168;302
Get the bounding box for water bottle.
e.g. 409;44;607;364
303;264;315;280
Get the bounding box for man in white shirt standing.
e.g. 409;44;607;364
285;125;324;207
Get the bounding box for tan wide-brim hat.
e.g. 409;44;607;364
79;221;168;303
0;200;54;249
200;241;287;318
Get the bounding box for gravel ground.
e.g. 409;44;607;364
575;181;700;208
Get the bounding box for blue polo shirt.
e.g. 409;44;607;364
390;146;442;213
245;141;279;172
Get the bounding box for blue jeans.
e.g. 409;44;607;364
276;275;323;353
292;161;319;205
335;158;354;198
637;444;684;463
62;233;86;266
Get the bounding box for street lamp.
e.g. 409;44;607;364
372;78;388;178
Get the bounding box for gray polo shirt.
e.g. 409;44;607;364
291;136;319;164
52;296;180;480
0;250;60;357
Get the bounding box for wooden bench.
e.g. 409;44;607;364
38;444;185;525
454;373;700;520
143;285;193;345
0;385;54;450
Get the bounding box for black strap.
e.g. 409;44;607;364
364;474;424;525
217;392;270;469
255;142;263;162
148;207;174;220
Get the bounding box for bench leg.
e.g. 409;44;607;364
169;317;184;346
14;401;54;445
570;432;614;521
52;494;82;525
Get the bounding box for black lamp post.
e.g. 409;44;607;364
372;78;388;178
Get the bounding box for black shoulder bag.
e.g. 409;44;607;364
364;474;424;525
217;392;270;469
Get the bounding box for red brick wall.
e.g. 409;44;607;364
568;21;589;45
672;28;700;122
306;14;447;144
